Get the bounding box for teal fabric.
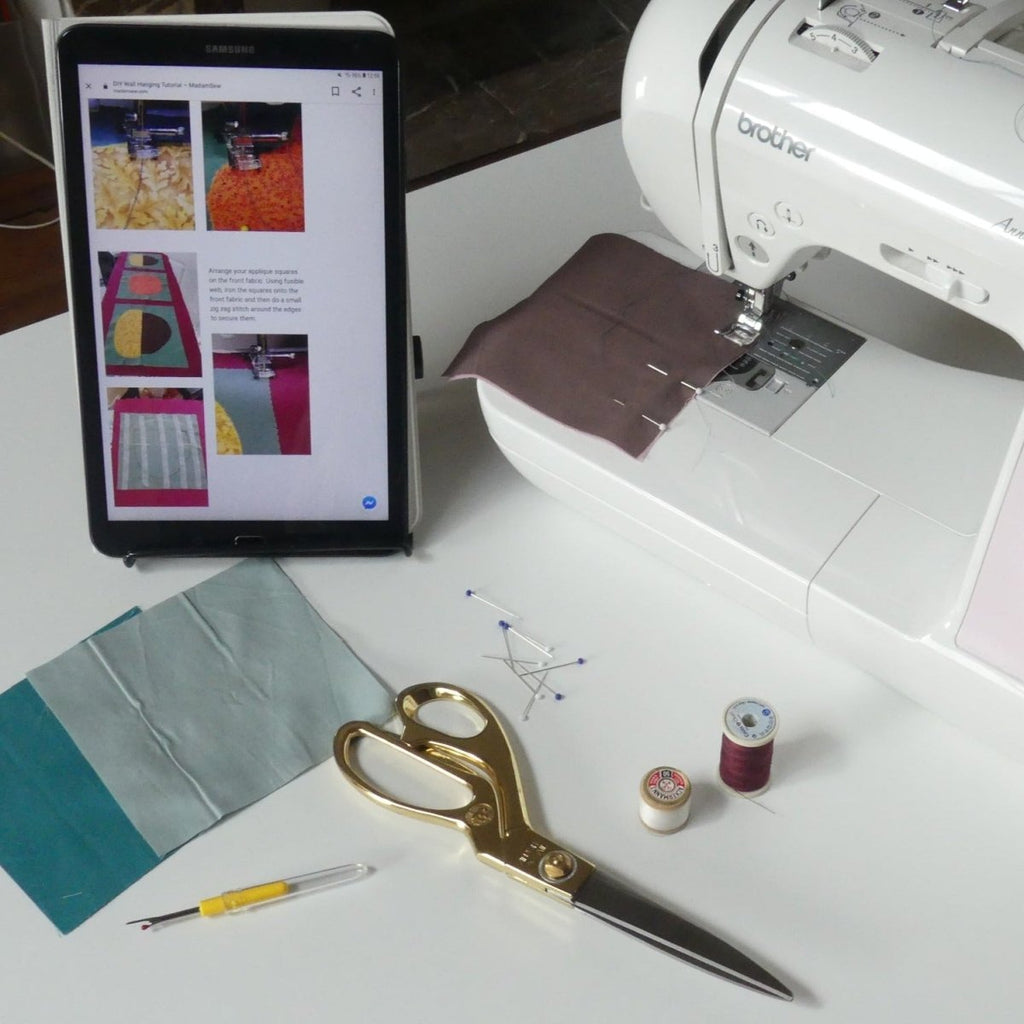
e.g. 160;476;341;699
1;561;392;934
28;560;393;859
0;610;160;934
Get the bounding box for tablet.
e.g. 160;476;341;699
50;16;417;563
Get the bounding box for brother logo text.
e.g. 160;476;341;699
737;112;814;161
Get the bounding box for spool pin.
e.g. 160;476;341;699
639;766;692;834
719;698;778;797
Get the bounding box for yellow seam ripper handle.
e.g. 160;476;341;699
199;880;289;917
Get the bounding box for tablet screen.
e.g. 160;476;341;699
55;21;413;559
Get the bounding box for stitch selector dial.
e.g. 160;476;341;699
795;23;878;67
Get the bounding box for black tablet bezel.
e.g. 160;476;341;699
55;20;412;561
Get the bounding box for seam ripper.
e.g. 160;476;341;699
127;862;371;930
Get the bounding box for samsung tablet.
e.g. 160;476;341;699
51;16;417;563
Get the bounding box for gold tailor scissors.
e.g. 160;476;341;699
334;683;792;1000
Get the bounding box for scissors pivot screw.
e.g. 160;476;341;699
465;802;495;827
539;850;578;883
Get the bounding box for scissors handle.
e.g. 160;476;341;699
334;683;594;903
334;719;496;833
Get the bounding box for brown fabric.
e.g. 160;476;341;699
445;233;742;458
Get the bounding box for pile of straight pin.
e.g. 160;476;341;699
466;589;584;720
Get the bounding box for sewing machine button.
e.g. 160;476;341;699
959;279;989;304
748;212;775;237
774;202;803;227
735;235;770;263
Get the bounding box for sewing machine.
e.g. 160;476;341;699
122;102;186;160
217;104;293;171
476;0;1024;757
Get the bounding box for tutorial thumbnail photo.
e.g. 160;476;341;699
88;100;194;230
202;102;305;232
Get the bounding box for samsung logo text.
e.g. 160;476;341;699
205;44;255;54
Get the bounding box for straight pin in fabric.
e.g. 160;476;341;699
641;414;667;432
465;589;520;619
649;363;703;396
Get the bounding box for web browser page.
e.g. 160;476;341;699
76;62;391;521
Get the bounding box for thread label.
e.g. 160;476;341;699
724;699;777;743
644;767;689;805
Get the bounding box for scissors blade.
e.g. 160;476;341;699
572;871;793;1001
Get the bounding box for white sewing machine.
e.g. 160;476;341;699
477;0;1024;758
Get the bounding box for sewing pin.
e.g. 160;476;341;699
486;658;549;677
506;655;566;703
521;686;544;721
499;620;553;656
482;654;546;667
517;667;565;702
465;589;520;619
511;662;560;721
649;362;703;396
500;624;549;688
517;658;585;680
641;414;667;432
501;623;542;686
499;634;547;719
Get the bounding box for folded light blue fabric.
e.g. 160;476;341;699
25;559;391;865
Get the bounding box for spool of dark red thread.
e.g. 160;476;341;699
719;699;778;796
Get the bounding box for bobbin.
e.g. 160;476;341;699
639;766;692;833
719;698;778;797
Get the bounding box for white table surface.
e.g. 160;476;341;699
3;125;1024;1023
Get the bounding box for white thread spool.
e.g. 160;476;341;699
639;766;691;833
